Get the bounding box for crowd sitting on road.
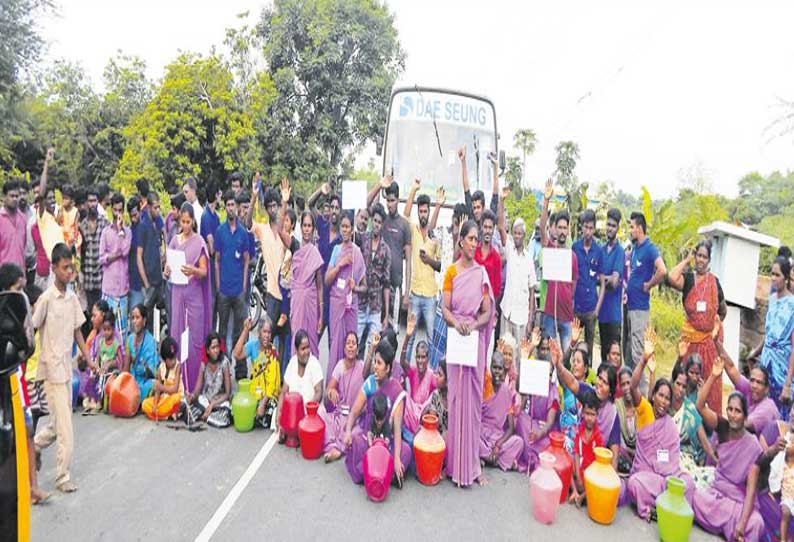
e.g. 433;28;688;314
2;146;794;542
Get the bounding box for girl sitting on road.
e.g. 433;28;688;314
142;337;184;421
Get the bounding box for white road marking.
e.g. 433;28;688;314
195;432;278;542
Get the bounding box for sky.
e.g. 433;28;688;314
38;0;794;198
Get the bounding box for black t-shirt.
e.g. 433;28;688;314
681;270;724;306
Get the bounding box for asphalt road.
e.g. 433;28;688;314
31;330;716;542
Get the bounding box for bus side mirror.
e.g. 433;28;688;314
375;135;384;156
499;150;506;173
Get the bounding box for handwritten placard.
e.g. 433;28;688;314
342;180;368;210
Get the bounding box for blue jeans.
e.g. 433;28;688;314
542;314;571;350
129;289;144;315
406;293;436;362
357;305;382;354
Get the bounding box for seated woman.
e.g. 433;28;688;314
322;331;365;462
693;356;765;542
553;339;621;470
188;332;232;428
422;359;448;438
279;329;324;412
626;328;694;521
615;367;637;475
515;331;559;473
479;351;523;473
77;300;122;412
233;317;280;428
123;304;158;401
604;339;623;371
557;343;588;452
400;314;437;434
714;338;779;434
344;340;411;488
759;407;794;541
497;334;519;394
141;337;184;421
671;362;716;490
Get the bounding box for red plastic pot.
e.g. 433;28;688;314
298;401;325;459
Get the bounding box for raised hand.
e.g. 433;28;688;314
243;317;253;332
412;177;421;191
321;182;331;196
646;354;656;374
500;186;511;200
378;175;392;190
280;177;291;203
643;327;657;359
677;339;690;359
457;146;466;162
531;326;542;347
570;317;582;344
252;171;261;191
46;147;55;162
436;186;446;205
548;339;562;366
712;356;724;378
543;178;554;200
370;332;381;350
407;312;417;336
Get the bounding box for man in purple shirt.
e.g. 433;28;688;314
0;180;28;275
100;193;132;335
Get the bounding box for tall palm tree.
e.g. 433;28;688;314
513;128;537;188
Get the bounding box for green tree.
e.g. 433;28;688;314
554;140;580;193
504;156;523;196
0;0;51;171
113;53;269;194
257;0;405;195
513;128;536;188
757;207;794;272
504;191;538;233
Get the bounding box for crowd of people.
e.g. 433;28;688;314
2;146;794;542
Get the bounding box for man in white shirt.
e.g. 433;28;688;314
498;214;537;362
183;177;204;223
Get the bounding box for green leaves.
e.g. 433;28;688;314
257;0;404;189
113;53;260;195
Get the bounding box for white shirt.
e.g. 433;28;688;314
500;240;538;327
284;355;324;405
191;201;204;224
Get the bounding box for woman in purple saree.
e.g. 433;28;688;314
344;340;411;487
554;340;621;471
289;211;324;359
693;357;765;542
164;203;211;391
758;411;794;542
515;332;558;472
321;331;365;462
715;338;779;434
479;351;523;471
625;332;695;520
400;315;437;434
325;213;365;391
441;220;494;487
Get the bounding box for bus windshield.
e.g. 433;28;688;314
382;88;498;204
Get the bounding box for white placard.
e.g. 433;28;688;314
519;359;551;396
342;180;368;210
166;249;189;285
180;328;189;363
445;327;479;367
542;247;572;282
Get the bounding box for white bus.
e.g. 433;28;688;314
381;87;502;205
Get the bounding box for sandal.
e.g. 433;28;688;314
56;481;78;493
